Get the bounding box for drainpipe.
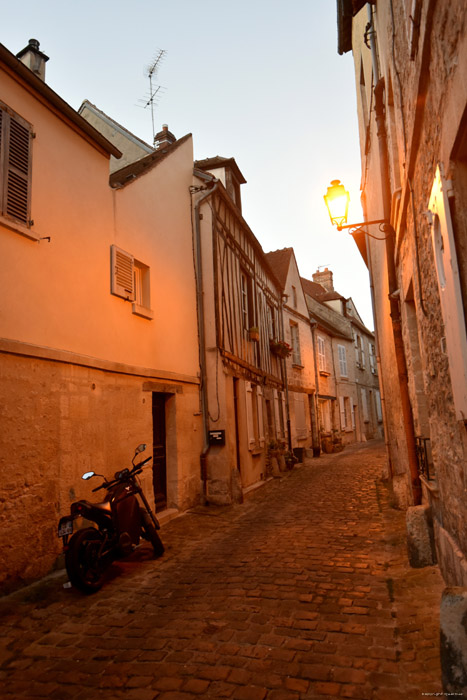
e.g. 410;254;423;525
279;294;292;452
192;182;218;504
310;321;321;456
369;5;421;504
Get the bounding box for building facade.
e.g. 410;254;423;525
337;0;467;687
0;40;202;592
266;248;318;458
191;159;290;504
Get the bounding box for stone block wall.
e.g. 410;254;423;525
0;350;202;594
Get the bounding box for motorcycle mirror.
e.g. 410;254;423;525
135;443;146;454
82;471;95;480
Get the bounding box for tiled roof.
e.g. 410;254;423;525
265;248;294;290
110;134;192;188
300;277;327;299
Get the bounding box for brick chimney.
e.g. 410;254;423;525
16;39;49;81
312;267;334;292
154;124;176;150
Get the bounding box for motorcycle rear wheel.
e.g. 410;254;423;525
65;527;105;594
140;509;165;558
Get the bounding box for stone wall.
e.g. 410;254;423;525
0;350;202;594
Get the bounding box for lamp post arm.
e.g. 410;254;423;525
337;220;395;240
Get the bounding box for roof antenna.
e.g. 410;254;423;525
138;49;167;146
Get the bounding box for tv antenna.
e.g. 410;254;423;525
138;49;167;145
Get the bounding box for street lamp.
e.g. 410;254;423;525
323;179;393;239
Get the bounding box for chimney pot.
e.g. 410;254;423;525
16;38;49;81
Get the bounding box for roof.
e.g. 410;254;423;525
110;133;192;188
264;248;294;290
337;0;372;55
300;277;327;299
0;43;121;159
79;100;153;153
195;156;246;185
300;276;345;303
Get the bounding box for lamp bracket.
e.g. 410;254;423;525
337;220;395;240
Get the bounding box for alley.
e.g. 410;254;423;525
0;441;445;699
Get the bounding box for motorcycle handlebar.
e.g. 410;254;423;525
90;456;152;492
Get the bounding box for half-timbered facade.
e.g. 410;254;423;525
192;159;289;503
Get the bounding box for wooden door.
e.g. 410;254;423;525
152;393;167;510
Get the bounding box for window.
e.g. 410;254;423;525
0;102;33;228
317;336;326;372
369;343;377;374
240;268;254;330
337;344;348;377
290;323;301;365
246;382;264;450
291;285;297;308
338;396;353;431
267;303;276;340
111;245;153;319
375;390;382;422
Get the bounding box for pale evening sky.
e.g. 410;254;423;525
3;0;373;328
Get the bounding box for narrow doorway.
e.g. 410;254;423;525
152;393;167;510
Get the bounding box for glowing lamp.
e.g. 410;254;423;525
323;180;350;228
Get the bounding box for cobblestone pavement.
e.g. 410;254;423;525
0;440;445;699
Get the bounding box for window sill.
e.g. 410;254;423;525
292;363;304;370
319;370;330;377
0;214;41;242
132;303;154;320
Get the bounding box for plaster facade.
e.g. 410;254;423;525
0;42;202;592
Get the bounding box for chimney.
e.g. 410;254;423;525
154;124;176;150
16;39;49;81
312;267;334;292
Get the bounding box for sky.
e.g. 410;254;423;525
3;0;374;329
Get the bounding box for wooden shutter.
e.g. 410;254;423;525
245;382;256;449
0;104;32;225
257;385;265;447
111;245;134;299
339;396;346;429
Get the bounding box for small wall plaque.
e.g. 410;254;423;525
208;430;225;446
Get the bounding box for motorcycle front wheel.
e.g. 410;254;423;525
65;527;105;594
140;509;165;558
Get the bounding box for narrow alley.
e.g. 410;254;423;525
0;441;445;699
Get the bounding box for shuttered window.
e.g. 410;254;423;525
338;344;348;377
111;245;135;299
317;336;326;371
0;102;33;226
110;244;153;319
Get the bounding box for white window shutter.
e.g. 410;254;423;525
111;245;134;300
245;382;255;449
339;396;346;429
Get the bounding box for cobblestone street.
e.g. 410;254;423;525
0;441;445;699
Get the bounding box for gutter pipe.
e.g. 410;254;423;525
193;182;218;504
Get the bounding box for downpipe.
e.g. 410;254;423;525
193;182;219;504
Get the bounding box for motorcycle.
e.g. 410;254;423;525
58;443;164;593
